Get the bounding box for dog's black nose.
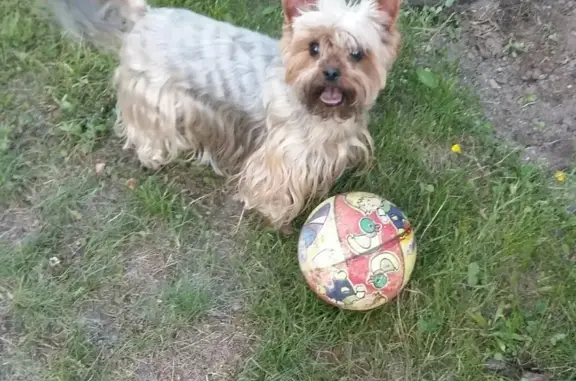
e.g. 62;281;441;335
323;67;341;82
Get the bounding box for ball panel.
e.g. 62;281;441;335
311;267;370;309
298;197;345;273
400;230;417;287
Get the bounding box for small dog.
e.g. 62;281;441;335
50;0;401;231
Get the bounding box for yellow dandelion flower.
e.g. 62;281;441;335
555;171;567;183
451;144;462;154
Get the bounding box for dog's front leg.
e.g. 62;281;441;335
235;142;323;232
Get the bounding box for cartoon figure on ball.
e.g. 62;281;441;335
298;192;417;311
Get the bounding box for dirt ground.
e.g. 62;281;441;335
452;0;576;169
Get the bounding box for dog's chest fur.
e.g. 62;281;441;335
122;8;280;116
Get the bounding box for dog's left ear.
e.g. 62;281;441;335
282;0;315;24
376;0;400;28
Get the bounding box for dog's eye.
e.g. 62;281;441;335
350;50;364;62
309;41;320;57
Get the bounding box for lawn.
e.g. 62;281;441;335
1;0;575;380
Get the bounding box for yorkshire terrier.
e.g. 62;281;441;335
49;0;401;231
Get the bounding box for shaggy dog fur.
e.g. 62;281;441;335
49;0;401;230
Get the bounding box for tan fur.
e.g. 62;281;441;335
235;65;374;227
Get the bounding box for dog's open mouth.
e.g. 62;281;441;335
319;86;344;106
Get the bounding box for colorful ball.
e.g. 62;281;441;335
297;192;417;311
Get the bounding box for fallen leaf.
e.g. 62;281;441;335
485;359;522;379
95;162;106;175
521;371;550;381
261;5;276;15
223;13;234;23
68;209;82;221
416;68;439;89
466;310;487;326
493;353;505;362
550;332;567;345
467;262;480;286
417;317;441;333
489;79;501;89
126;178;137;190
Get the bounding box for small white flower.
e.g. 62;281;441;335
49;257;61;267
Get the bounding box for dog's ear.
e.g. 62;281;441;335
377;0;400;27
282;0;315;24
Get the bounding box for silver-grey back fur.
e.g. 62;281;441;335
49;0;279;111
125;8;280;113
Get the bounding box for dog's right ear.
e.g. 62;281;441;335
376;0;401;29
282;0;314;24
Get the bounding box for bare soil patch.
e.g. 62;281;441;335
0;206;41;247
454;0;576;169
119;319;255;381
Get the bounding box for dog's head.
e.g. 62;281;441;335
280;0;401;119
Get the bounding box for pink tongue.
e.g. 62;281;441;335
320;87;343;106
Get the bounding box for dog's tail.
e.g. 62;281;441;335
48;0;148;53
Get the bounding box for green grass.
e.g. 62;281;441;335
1;0;575;380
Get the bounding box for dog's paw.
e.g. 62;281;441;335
263;222;294;236
279;224;294;236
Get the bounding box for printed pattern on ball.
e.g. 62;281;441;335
298;192;417;311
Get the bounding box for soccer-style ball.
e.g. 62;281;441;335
297;192;417;311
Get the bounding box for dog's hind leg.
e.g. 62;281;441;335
114;67;199;169
114;66;247;175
